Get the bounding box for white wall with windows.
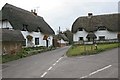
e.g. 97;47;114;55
73;28;118;42
95;30;118;40
21;31;53;47
73;29;88;42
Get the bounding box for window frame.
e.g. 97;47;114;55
99;36;105;41
79;37;83;41
78;28;83;31
35;38;39;45
98;26;106;31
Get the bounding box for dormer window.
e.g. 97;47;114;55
35;27;41;32
98;26;106;31
78;28;83;31
22;24;28;31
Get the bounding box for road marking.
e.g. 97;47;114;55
41;72;47;78
56;57;63;63
48;67;53;71
89;65;112;76
80;65;112;78
80;75;88;78
40;56;64;78
53;63;57;66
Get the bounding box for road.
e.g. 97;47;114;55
2;47;118;78
2;46;70;78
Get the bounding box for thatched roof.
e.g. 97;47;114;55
59;34;69;41
72;13;120;33
0;29;25;41
54;33;69;41
1;3;55;34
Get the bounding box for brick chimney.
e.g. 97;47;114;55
31;9;37;16
88;13;93;18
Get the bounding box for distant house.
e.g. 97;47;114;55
52;33;69;47
0;3;55;47
72;13;120;43
1;29;25;55
57;33;69;47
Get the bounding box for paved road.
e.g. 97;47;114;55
2;46;70;78
2;47;118;78
45;48;118;78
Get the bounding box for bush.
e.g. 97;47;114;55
2;46;56;63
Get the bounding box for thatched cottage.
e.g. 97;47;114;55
57;33;69;47
0;3;55;47
53;33;69;47
72;13;120;43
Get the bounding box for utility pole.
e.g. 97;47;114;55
59;26;61;47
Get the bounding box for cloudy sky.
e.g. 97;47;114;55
0;0;119;33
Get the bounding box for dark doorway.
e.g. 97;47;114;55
46;40;48;47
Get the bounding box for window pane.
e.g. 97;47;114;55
99;36;105;40
35;38;39;45
79;37;83;41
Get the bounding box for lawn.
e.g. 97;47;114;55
66;43;119;57
2;46;56;63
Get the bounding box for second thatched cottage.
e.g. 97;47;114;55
0;3;55;47
72;13;120;43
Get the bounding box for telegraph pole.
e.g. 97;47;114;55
59;26;61;47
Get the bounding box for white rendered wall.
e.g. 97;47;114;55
61;39;68;44
21;31;53;47
58;39;68;44
21;31;45;47
0;21;13;29
73;29;88;42
95;30;118;40
73;29;118;42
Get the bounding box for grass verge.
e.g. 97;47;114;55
66;43;119;57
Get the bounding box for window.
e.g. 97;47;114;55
79;37;83;41
79;28;83;31
22;24;28;31
98;26;106;31
99;36;105;40
35;38;39;45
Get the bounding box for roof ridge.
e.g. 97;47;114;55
78;13;119;18
2;3;43;18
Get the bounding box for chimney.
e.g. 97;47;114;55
31;9;37;16
31;10;33;13
88;13;93;18
33;9;37;16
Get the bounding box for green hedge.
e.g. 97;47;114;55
2;46;56;63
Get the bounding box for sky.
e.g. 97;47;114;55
0;0;119;34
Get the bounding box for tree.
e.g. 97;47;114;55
63;29;73;44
